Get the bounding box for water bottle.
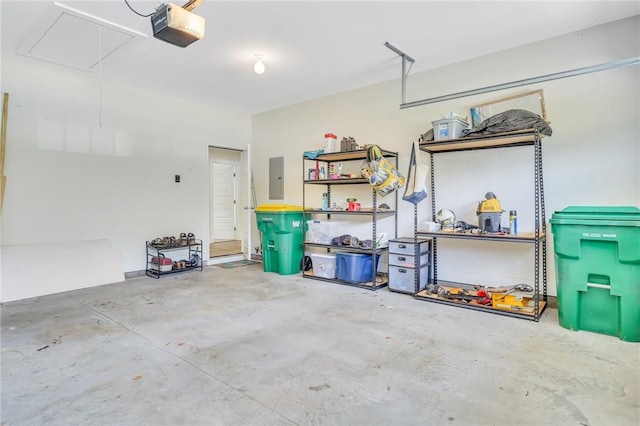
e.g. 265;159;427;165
509;210;518;235
322;193;329;210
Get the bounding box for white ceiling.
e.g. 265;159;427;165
2;1;639;114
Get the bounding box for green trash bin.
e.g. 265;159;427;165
255;204;305;275
550;206;640;342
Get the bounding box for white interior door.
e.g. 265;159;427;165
211;163;237;241
245;144;252;259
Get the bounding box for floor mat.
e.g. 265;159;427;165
215;259;262;269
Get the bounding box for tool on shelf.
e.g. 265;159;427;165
436;208;456;231
476;192;504;233
426;282;533;307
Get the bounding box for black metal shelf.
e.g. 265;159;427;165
304;178;369;185
416;230;546;243
303;242;389;254
305;209;397;217
306;149;398;162
146;240;203;279
302;148;399;291
415;129;548;321
302;271;389;290
419;129;539;154
146;264;202;278
415;280;546;320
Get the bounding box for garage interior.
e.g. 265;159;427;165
1;1;639;425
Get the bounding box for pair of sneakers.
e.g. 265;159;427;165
179;233;196;246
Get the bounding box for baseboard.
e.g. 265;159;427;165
125;270;147;279
208;254;245;265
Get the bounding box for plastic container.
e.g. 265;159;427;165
150;256;173;272
150;255;173;272
388;252;430;268
389;264;430;294
255;204;305;275
550;206;640;342
389;238;431;255
431;117;469;141
305;220;347;244
324;133;338;153
336;252;380;284
308;252;336;278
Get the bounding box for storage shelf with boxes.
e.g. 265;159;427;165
301;146;399;291
415;129;547;321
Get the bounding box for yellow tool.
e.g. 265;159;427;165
476;191;503;214
476;192;504;233
492;292;535;313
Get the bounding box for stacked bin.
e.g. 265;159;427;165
255;204;305;275
550;206;640;342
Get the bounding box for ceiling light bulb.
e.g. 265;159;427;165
253;54;265;75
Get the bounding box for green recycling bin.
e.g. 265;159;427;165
255;204;305;275
550;206;640;342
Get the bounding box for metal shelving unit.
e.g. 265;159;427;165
146;240;203;279
415;129;548;321
302;149;399;290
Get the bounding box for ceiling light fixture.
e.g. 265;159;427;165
253;54;266;75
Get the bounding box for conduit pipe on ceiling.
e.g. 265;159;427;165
385;42;640;110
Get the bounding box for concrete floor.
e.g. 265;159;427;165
1;264;638;426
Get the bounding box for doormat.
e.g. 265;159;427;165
215;259;262;269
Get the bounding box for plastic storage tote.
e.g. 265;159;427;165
336;252;380;284
431;117;469;141
307;252;336;279
550;206;640;342
255;204;305;275
305;220;347;244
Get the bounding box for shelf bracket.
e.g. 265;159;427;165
384;42;415;105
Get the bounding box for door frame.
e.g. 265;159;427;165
207;145;251;264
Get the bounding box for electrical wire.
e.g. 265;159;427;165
124;0;155;17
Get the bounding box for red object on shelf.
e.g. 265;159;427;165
151;256;172;265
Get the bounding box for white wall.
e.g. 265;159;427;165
0;54;251;301
251;16;640;296
1;16;637;302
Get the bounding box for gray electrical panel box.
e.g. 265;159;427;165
269;156;284;200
